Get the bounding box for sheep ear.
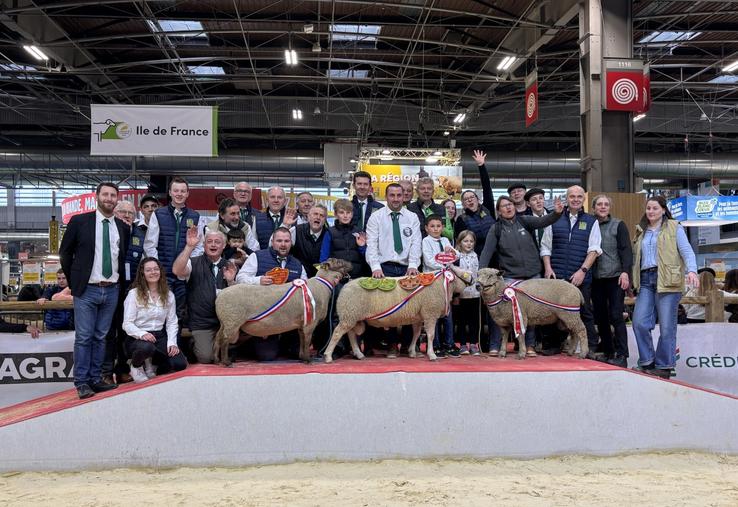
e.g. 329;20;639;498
497;270;505;278
313;263;324;271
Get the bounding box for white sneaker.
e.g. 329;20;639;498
130;365;149;384
143;359;156;379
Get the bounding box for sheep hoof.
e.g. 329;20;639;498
428;354;438;361
408;350;417;358
499;350;507;358
517;352;526;360
222;361;233;368
323;355;334;364
353;351;365;360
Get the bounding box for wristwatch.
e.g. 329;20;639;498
580;267;588;273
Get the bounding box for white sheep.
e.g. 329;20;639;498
214;258;352;365
322;265;473;362
477;268;588;359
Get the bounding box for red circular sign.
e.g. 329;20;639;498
435;252;457;264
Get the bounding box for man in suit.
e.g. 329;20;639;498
60;182;130;399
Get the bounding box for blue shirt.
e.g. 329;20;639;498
640;224;697;273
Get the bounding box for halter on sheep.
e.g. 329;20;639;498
322;264;473;363
213;258;352;365
476;268;589;359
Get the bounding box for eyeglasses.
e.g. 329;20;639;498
235;189;251;193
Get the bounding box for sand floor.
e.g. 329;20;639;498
1;452;737;506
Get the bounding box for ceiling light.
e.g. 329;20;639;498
633;113;646;122
433;150;442;156
284;49;298;65
313;105;321;115
292;108;303;120
382;149;391;155
23;45;48;61
425;156;438;164
379;155;393;161
497;56;517;71
722;60;738;73
303;24;314;34
443;131;450;136
453;113;466;124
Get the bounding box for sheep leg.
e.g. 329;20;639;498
422;319;438;361
298;327;312;363
347;329;364;360
408;322;423;358
214;324;235;367
498;328;508;358
323;321;356;363
517;327;527;360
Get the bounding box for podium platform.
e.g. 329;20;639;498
1;356;736;471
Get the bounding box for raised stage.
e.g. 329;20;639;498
1;356;736;471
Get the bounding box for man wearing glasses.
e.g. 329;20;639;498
233;182;261;230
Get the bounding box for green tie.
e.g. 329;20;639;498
272;214;280;229
102;218;112;278
391;212;403;254
437;239;444;252
359;202;365;230
174;210;182;247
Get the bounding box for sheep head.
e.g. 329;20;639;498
315;258;353;286
477;268;506;298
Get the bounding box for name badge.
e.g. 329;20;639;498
578;221;588;230
132;237;140;246
186;218;194;227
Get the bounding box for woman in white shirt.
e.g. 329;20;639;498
123;258;186;383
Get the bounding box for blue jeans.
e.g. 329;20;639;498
633;269;681;369
491;276;538;350
73;284;120;387
433;313;454;350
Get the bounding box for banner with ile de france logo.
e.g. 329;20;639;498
90;104;218;157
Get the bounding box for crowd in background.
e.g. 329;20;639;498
3;150;724;398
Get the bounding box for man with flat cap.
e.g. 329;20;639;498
524;188;548;249
507;182;530;216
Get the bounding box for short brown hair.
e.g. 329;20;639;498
334;199;353;213
169;177;189;191
352;171;372;184
96;182;118;195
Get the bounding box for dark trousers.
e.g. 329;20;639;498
125;329;187;373
102;300;129;377
578;282;600;350
592;277;628;358
456;298;481;346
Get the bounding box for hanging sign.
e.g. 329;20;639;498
90;104;218;157
603;59;644;112
668;195;738;226
360;164;463;200
22;262;41;285
639;63;651;113
524;70;538;127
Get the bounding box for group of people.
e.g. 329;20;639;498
48;150;703;399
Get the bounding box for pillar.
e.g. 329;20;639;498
579;0;635;193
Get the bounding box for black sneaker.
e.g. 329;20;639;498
446;347;461;358
434;348;447;358
607;356;627;368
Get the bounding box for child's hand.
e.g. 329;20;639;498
355;232;367;247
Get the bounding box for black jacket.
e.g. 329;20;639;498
406;199;446;236
59;211;130;297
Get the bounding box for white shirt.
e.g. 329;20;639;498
365;206;422;271
144;207;204;259
422;235;454;272
205;219;260;252
235;252;308;285
89;209;121;284
457;251;480;298
540;211;602;258
176;255;229;295
296;214;308;226
122;289;178;348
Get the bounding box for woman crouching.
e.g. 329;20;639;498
122;257;187;383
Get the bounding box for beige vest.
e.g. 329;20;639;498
632;219;685;293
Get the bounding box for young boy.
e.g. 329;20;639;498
319;199;367;356
421;214;459;357
224;228;249;267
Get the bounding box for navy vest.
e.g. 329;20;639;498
329;222;364;278
459;206;495;255
255;248;303;281
186;255;228;331
255;208;282;249
154;205;199;272
550;210;596;283
292;223;326;277
124;223;147;284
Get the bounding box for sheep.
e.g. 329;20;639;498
322;264;473;362
213;258;352;366
477;268;588;359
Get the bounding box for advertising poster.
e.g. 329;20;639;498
361;164;463;200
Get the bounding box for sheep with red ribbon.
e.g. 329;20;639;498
477;268;589;359
323;264;473;362
213;258;352;365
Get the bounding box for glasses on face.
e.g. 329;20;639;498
235;189;250;194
